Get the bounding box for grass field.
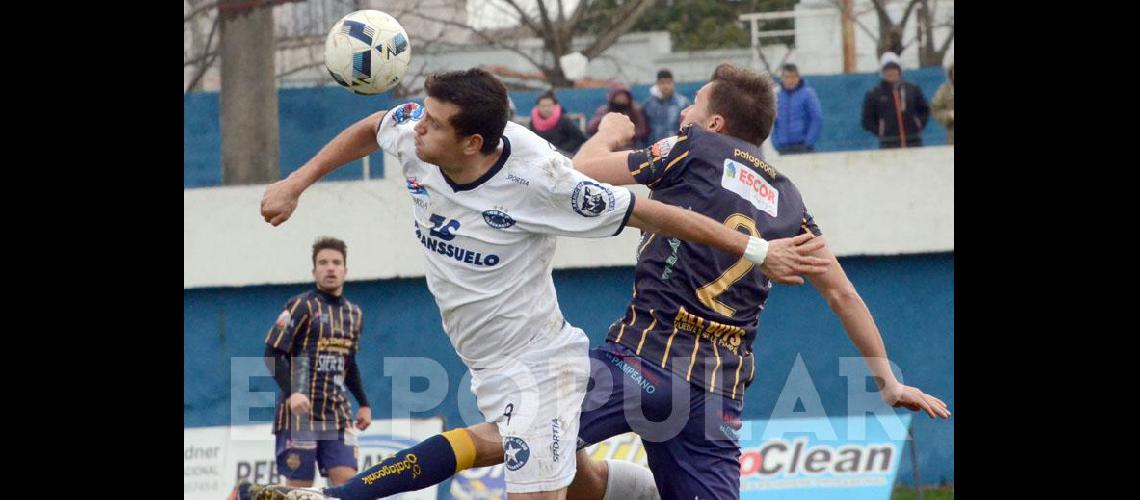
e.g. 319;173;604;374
892;486;955;499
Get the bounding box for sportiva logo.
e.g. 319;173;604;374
739;438;897;477
571;181;616;217
482;209;516;229
551;419;562;462
721;158;779;217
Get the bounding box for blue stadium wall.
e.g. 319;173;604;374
184;68;950;188
185;252;954;486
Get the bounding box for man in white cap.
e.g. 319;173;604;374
861;52;931;148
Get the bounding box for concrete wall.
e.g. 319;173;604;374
185;146;951;289
185;254;955;486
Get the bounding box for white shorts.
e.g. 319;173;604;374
468;321;590;493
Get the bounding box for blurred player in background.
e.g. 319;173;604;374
249;68;827;500
232;237;371;499
284;64;951;500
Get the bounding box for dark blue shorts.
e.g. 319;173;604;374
274;429;359;481
578;342;744;500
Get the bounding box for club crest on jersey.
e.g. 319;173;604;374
275;310;292;329
571;181;616;217
482;207;516;229
393;103;423;124
406;176;427;195
503;436;531;471
722;158;779;217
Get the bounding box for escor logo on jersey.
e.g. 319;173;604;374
571;181;616;217
722;158;779;217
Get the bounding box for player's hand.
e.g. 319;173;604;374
355;406;372;431
882;383;950;419
598;112;635;149
261;178;303;226
759;233;830;285
288;393;312;416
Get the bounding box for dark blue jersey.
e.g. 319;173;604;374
608;124;822;401
265;289;364;433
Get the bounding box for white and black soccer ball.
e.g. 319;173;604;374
324;10;411;95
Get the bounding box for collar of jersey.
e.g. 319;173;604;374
440;136;511;192
314;288;344;305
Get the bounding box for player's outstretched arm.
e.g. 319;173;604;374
260;109;389;226
805;237;951;419
626;198;829;285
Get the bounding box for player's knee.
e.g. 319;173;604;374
567;451;607;500
462;423;506;468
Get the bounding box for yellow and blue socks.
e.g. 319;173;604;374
323;428;476;500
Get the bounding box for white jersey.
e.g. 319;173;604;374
376;103;636;369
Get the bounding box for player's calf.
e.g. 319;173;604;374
320;428;479;500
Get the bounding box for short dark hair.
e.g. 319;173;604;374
312;236;347;267
707;64;776;147
424;68;509;154
537;89;558;105
656;69;674;80
781;63;799;74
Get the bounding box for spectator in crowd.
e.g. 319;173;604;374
642;69;691;144
771;63;823;155
862;52;930;149
587;80;648;150
529;90;587;155
932;62;954;145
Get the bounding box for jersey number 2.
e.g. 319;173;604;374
695;214;759;317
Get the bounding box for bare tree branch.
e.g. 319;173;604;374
827;0;881;46
555;0;566;23
568;0;590;31
185;0;220;23
185;14;221;94
276;60;326;79
898;0;922;30
403;11;550;72
581;0;655;59
497;0;544;35
937;26;955;55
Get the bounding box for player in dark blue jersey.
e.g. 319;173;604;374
232;237;372;499
249;65;948;500
562;64;949;500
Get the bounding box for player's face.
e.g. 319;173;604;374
781;71;800;90
312;249;346;294
679;82;713;130
537;97;556;118
415;97;469;167
882;68;901;84
657;78;675;98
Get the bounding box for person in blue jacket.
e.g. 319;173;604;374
772;63;823;155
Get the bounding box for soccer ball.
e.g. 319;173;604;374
324;10;411;95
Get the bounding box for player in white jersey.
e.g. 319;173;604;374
253;69;827;500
